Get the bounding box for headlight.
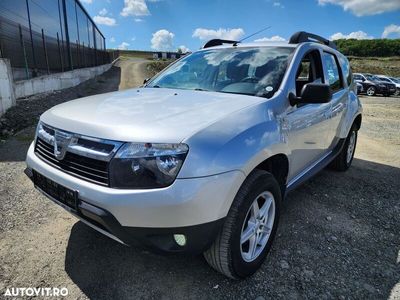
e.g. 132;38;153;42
109;142;189;189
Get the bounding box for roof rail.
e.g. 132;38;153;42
289;31;337;50
202;39;238;49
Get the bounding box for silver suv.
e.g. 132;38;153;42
25;31;362;279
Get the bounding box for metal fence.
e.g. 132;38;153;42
0;0;111;80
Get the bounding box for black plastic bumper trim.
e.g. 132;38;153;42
24;167;224;254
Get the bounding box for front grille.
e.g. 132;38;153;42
35;137;110;186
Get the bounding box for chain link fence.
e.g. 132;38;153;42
0;0;111;81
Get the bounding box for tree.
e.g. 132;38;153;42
334;39;400;57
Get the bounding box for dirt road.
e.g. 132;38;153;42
116;57;152;90
0;61;399;299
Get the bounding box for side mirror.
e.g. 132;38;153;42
289;83;332;106
143;78;150;85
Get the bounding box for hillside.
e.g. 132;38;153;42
349;56;400;77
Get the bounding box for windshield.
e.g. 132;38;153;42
366;75;379;81
147;47;294;98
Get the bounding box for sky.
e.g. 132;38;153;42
80;0;400;52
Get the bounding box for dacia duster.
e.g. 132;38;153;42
25;32;362;279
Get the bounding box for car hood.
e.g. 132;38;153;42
41;87;263;143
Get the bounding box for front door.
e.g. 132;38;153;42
285;49;331;181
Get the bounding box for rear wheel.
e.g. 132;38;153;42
204;170;281;279
366;86;376;96
329;126;357;171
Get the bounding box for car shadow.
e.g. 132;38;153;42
64;158;400;299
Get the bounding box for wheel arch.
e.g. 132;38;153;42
244;153;289;198
353;114;362;131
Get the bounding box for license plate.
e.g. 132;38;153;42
33;171;78;210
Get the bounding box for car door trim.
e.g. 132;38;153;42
286;137;346;194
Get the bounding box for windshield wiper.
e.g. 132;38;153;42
194;88;210;91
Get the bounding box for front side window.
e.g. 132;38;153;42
323;52;343;93
147;47;294;98
295;50;324;97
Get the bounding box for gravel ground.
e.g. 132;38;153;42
0;61;399;299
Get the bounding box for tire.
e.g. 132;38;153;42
329;126;358;171
366;86;376;96
204;170;281;279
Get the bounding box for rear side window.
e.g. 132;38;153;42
323;52;343;93
339;55;352;86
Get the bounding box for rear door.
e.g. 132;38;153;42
322;52;347;149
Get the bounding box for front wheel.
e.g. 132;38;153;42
329;126;358;171
366;86;376;96
204;170;281;279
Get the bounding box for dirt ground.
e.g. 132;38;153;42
0;59;399;299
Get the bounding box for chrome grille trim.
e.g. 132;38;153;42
34;122;124;186
37;123;123;162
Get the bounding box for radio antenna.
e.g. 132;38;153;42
238;26;272;43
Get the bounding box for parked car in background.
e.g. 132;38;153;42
393;77;400;96
356;82;363;94
354;73;394;96
375;75;398;96
380;76;400;96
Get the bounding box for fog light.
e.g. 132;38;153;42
173;234;186;246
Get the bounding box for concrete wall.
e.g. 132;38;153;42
0;59;16;116
0;59;112;116
14;63;112;99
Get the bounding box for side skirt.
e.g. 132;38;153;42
285;138;346;196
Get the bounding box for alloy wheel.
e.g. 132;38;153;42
347;131;356;164
240;191;275;262
366;87;375;96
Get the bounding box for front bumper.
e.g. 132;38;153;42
25;142;245;253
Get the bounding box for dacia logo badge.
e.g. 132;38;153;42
54;130;72;160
